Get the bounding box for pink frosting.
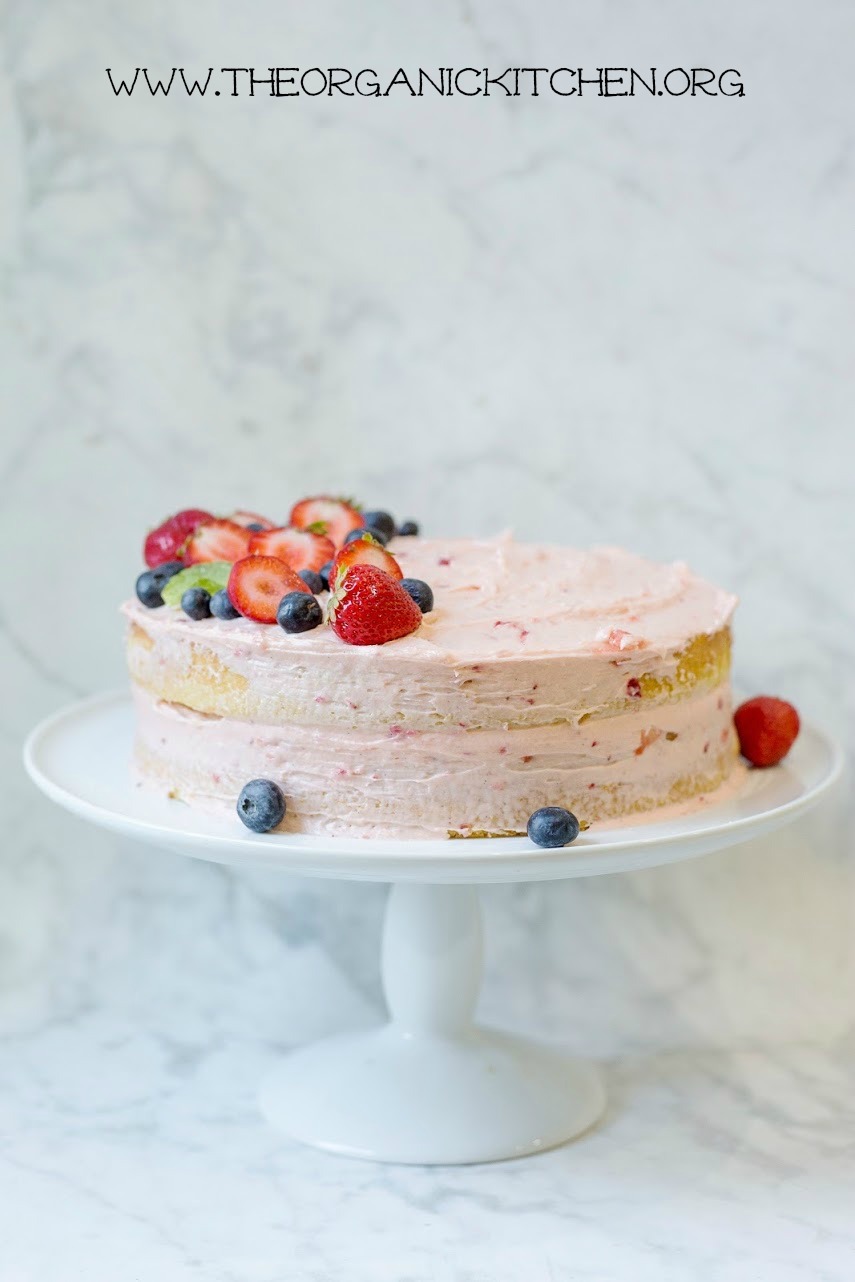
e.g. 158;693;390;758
133;685;738;839
125;534;735;662
124;534;737;837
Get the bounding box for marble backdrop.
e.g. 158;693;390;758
1;1;854;1278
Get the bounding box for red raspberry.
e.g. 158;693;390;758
143;508;214;567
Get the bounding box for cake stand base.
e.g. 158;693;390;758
260;883;603;1164
260;1027;604;1165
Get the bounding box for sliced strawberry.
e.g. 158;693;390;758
227;556;306;624
328;564;421;646
184;519;253;565
249;525;335;573
331;537;403;590
228;510;277;531
289;495;363;548
144;508;214;568
734;696;800;767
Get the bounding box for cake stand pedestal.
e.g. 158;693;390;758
260;882;604;1162
25;693;842;1165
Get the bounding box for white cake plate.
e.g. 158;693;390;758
25;692;842;1165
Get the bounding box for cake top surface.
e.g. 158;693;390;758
127;533;736;663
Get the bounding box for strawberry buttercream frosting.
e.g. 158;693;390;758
124;534;738;839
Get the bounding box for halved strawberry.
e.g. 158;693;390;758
227;556;306;624
184;519;253;564
331;537;403;589
328;564;421;646
144;508;214;568
248;526;335;573
289;496;363;548
228;510;277;531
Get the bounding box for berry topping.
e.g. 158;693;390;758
227;555;305;624
363;510;396;541
161;561;232;608
345;525;389;547
184;519;253;565
277;591;324;634
400;578;434;614
210;588;241;620
527;807;580;848
249;526;335;573
397;520;419;537
237;779;286;833
734;696;800;767
328;564;422;647
135;561;184;608
331;537;403;590
144;509;214;568
319;561;334;591
181;587;212;620
227;510;276;530
289;496;363;548
298;569;325;595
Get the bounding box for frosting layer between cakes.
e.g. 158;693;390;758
123;535;738;838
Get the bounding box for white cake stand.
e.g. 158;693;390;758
24;692;841;1165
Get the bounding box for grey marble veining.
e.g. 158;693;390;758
1;0;854;1277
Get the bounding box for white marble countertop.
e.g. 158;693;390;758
2;798;853;1282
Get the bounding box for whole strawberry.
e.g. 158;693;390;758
328;564;422;646
734;696;800;767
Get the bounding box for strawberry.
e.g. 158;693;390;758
289;495;363;548
228;510;277;531
248;525;335;572
227;555;306;624
144;508;214;567
331;536;403;589
184;519;253;564
734;696;800;767
328;564;421;646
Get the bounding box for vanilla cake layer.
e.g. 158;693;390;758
123;535;738;838
133;686;737;839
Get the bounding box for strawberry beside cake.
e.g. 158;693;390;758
124;498;741;840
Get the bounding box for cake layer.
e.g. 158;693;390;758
132;685;738;839
123;537;734;733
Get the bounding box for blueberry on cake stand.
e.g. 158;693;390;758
25;692;841;1165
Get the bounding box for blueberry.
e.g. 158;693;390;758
277;590;323;634
155;560;185;581
181;587;212;619
397;520;419;537
237;778;286;833
344;526;388;547
365;526;390;546
400;578;434;614
298;569;325;595
364;510;396;541
136;570;166;609
319;560;334;591
526;807;580;849
246;522;265;532
135;561;183;609
210;588;240;620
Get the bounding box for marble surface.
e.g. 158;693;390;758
2;0;854;1278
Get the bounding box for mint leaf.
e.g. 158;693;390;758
162;561;232;607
